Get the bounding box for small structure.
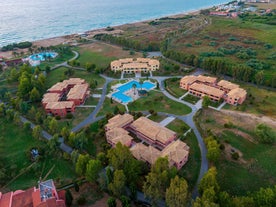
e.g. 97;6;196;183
105;114;189;170
179;75;246;105
0;179;65;207
110;58;160;74
42;78;90;117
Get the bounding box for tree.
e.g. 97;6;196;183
198;167;220;195
30;87;40;102
32;125;42;139
205;136;220;163
61;126;70;141
73;181;80;192
255;123;275;144
108;170;126;198
107;142;133;171
49;117;58;134
165;176;188;207
75;154;90;176
120;195;131;207
86;159;102;183
202;96;211;108
107;197;117;207
254;187;275;207
65;189;73;207
255;71;264;85
47;134;60;155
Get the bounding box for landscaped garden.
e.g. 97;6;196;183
164;77;186;98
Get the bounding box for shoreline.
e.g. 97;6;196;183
0;1;230;59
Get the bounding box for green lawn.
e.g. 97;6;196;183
46;66;105;89
97;97;126;117
166;119;190;137
183;94;200;104
128;91;191;115
148;114;167;122
0;118;76;191
223;83;276;118
179;131;201;192
165;78;186;98
216;130;276;196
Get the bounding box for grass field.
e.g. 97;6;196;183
76;41;142;69
46;66;105;89
196;109;276;196
164;78;186;98
0;118;76;191
223;83;276;118
128;90;192;115
39;52;75;70
183;94;200;104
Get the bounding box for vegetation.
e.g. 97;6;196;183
1;41;32;51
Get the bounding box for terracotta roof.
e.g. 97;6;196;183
42;93;61;104
47;82;68;92
11;187;34;207
227;88;247;99
180;75;217;86
106;114;134;130
130;117;176;144
131;143;161;165
189;83;224;98
217;80;239;90
111;58;159;69
161;140;189;167
111;134;133;146
0;192;13;207
67;83;89;100
64;78;86;85
106;127;129;138
45;101;75;110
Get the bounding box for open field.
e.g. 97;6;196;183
46;66;105;88
196;108;276;195
39;52;75;70
76;41;142;69
223;83;276;118
0;118;76;191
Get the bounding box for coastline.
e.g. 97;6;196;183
0;1;230;59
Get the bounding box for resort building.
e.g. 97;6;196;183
42;78;90;117
110;58;160;73
129;117;177;149
104;114;189;170
0;179;66;207
105;113;134;131
106;127;133;147
179;75;246;105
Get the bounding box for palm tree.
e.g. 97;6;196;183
132;83;137;95
139;80;143;90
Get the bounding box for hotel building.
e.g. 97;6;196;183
105;114;189;170
42;78;90;117
110;58;160;74
180;75;246;105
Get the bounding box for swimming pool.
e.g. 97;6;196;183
111;80;156;104
29;52;57;61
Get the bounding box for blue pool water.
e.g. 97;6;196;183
29;52;57;61
112;80;155;104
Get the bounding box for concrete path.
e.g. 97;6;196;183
92;94;102;98
179;91;189;100
159;116;175;127
20;116;73;153
76;105;96;108
209;101;227;111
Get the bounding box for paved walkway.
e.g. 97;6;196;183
159;116;175;127
179;91;189;100
92;94;102;98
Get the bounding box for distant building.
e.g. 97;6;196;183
105;114;190;170
42;78;90;117
0;179;65;207
246;0;270;3
110;58;160;74
180;75;246;105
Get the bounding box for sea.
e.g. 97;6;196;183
0;0;229;47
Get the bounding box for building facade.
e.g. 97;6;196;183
0;179;65;207
42;78;90;117
105;114;189;170
180;75;247;105
110;58;160;74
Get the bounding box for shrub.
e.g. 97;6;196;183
24;122;31;131
55;115;61;120
66;113;73;119
231;152;239;160
77;196;86;205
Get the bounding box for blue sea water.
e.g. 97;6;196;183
0;0;229;47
